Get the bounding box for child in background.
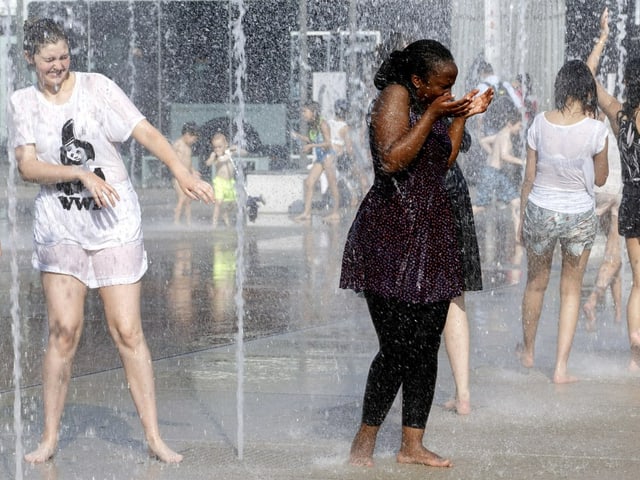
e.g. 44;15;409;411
292;101;340;223
206;132;238;228
172;122;200;226
476;98;524;265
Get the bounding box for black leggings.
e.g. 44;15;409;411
361;292;448;429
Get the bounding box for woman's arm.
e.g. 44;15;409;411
15;144;120;208
291;131;310;144
587;7;622;134
132;119;214;203
499;136;524;166
594;137;609;187
372;84;473;173
479;134;496;155
448;89;494;167
447;117;467;167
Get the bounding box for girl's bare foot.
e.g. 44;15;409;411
396;446;452;467
294;213;311;222
323;212;341;223
516;342;534;368
148;438;183;463
553;372;579;384
349;425;377;467
24;440;57;464
443;398;471;415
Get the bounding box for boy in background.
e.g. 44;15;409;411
476;100;524;266
172;122;200;226
206;132;238;228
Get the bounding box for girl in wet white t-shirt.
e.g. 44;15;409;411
10;18;214;465
518;60;608;384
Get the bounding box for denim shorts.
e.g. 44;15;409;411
522;201;596;257
313;147;334;164
475;166;519;206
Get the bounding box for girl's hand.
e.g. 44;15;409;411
177;172;215;204
599;7;610;39
428;93;473;118
465;88;495;117
80;170;120;209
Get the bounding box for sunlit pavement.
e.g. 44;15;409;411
1;185;639;479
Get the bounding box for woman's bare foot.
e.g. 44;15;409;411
323;212;341;223
349;425;377;467
553;372;579;384
443;398;471;415
148;438;183;463
294;213;311;222
582;300;597;332
24;440;57;464
396;446;452;467
516;342;534;368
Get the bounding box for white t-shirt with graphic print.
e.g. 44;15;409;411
10;72;146;251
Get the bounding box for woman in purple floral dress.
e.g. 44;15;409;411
340;39;492;468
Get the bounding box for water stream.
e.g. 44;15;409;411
229;0;248;461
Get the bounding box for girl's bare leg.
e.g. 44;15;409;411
625;238;640;371
184;199;192;227
554;248;591;384
25;273;87;463
212;200;221;227
322;155;341;220
174;187;188;225
518;248;553;368
443;295;471;415
583;215;622;329
611;270;623;323
295;163;324;221
100;282;183;463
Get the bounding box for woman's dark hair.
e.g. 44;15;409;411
373;39;454;92
619;57;640;123
515;72;532;93
182;122;199;136
303;101;322;131
554;60;598;115
23;18;68;57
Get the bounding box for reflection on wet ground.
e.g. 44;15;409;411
2;187;638;480
0;207;353;391
1;206;523;394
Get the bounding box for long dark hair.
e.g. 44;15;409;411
619;57;640;123
373;39;454;93
23;18;69;57
302;101;322;136
554;60;598;116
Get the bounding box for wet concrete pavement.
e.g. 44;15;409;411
1;185;639;479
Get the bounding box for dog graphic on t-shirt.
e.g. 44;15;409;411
56;118;105;201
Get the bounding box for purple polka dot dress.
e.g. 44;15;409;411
340;111;463;304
